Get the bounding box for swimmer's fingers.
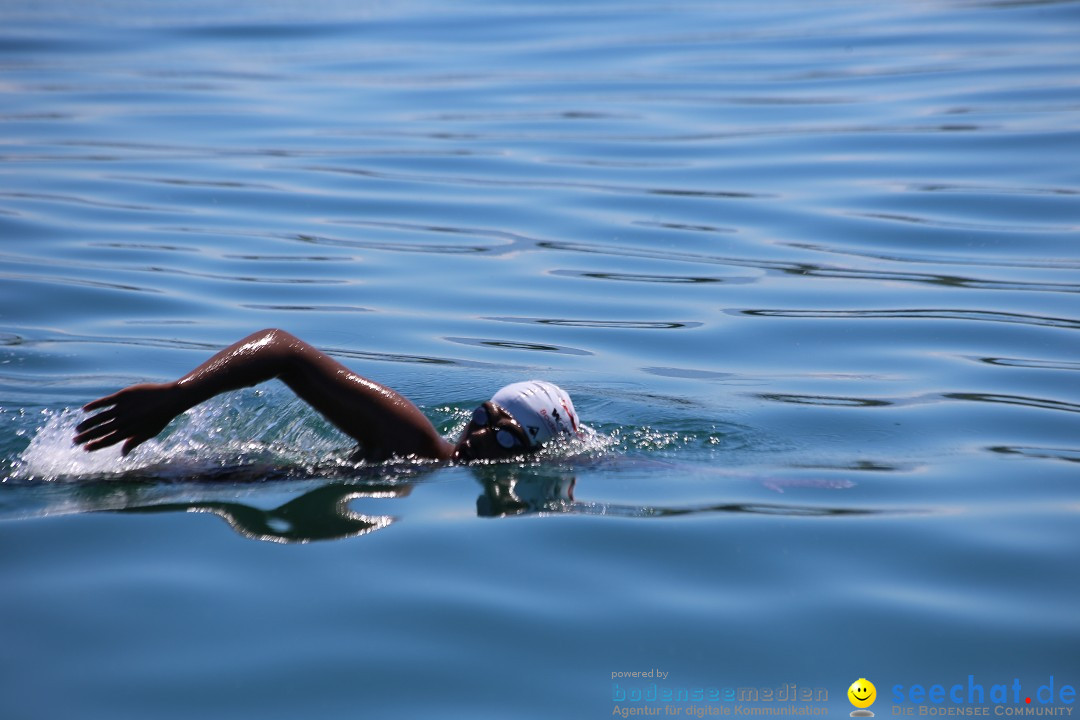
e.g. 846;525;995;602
82;391;123;413
121;435;151;456
75;382;183;454
81;429;123;452
75;407;117;436
73;414;118;446
76;421;150;456
74;416;124;448
73;406;137;449
76;388;135;439
81;382;166;414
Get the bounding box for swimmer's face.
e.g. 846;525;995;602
848;679;876;709
453;402;535;463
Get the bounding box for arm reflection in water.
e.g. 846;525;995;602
116;482;408;544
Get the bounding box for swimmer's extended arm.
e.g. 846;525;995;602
74;328;454;460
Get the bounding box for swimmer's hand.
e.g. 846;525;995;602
74;382;186;456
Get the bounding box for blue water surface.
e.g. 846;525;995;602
1;1;1079;718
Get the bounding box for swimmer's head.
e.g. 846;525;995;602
491;380;579;448
452;381;580;462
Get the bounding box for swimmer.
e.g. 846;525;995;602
73;328;580;463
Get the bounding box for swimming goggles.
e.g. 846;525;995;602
471;404;529;450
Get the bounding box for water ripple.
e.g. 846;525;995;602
850;211;1076;233
756;391;1080;415
484;317;704;330
550;270;755;285
1;249;348;287
975;356;1080;371
358;122;993;144
223;254;343;262
561;500;895;519
737;308;1080;330
632;220;738;234
641;367;733;381
759;394;893;408
10;333;504;370
240;304;373;313
0;190;187;214
988;446;1080;463
0;271;162;295
297;233;493;256
786;243;1080;271
899;182;1079;197
108;174;278;190
945;392;1080;415
90;242;201;254
425;110;638;122
443;337;592;356
545;241;1080;294
149;266;347;286
303;164;767;200
314;221;543;255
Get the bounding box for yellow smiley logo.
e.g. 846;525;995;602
848;678;877;709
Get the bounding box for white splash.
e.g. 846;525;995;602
10;392;345;481
11;407;148;479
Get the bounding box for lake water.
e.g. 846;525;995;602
1;1;1078;717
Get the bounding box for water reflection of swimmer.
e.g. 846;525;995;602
73;328;582;464
474;465;578;517
81;467;872;543
107;470;579;542
117;482;409;543
471;463;877;521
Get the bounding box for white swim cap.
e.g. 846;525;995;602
491;380;580;448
